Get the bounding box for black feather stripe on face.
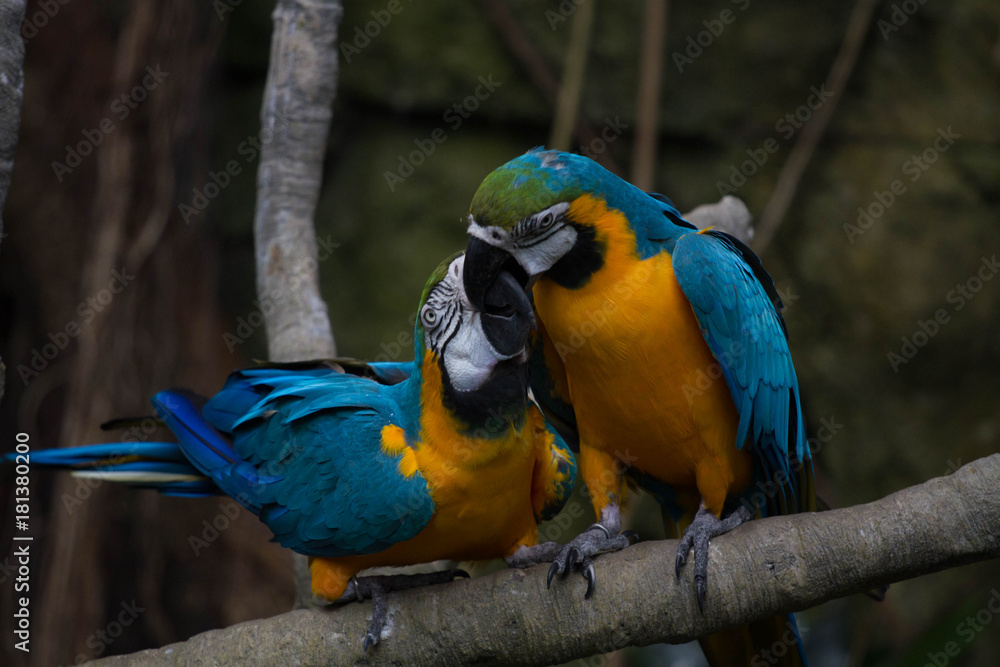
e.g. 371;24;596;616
422;281;461;353
545;222;605;289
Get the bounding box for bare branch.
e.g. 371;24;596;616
479;0;621;174
753;0;879;254
684;196;754;245
549;0;596;151
97;455;1000;666
0;0;27;407
254;0;343;363
631;0;669;191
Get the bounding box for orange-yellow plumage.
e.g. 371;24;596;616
311;350;552;600
532;194;752;519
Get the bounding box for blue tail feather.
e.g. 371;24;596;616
151;390;239;476
21;441;187;467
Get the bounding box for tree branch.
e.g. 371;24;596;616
0;0;27;408
684;196;754;244
752;0;878;255
630;0;669;191
255;0;342;363
548;0;595;151
97;455;1000;666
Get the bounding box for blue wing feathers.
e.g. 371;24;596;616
25;366;436;558
673;231;813;515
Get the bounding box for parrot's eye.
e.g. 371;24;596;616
421;306;438;328
538;212;555;229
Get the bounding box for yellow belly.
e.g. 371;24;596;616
310;355;541;600
533;249;752;516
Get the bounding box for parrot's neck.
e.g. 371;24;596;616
419;349;528;440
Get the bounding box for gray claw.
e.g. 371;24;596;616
675;504;753;611
547;560;560;588
695;575;707;614
583;559;596;599
565;547;580;575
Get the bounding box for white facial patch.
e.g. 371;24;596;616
468;202;577;278
512;225;577;276
423;254;525;393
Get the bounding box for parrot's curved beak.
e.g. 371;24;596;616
463;236;530;310
478;267;535;358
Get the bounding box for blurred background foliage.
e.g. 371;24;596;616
1;0;999;665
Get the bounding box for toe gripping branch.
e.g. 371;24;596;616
546;521;638;599
674;504;754;613
342;569;470;653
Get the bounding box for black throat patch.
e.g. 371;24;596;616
438;357;529;438
546;223;605;289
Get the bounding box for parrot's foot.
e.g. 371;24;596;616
511;505;637;599
675;503;754;613
335;569;469;652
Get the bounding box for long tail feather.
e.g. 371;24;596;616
7;440;221;498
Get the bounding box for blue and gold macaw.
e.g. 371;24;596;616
461;149;815;665
16;254;575;650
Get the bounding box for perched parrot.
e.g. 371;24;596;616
13;253;576;650
461;148;815;665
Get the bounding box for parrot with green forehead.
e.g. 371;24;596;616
11;253;576;651
462;148;815;665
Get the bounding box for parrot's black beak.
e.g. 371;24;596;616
480;269;535;358
466;237;534;357
464;236;513;311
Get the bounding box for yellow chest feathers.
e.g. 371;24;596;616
382;352;536;510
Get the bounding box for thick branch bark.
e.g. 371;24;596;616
254;0;342;363
0;0;26;407
98;455;1000;666
684;196;753;244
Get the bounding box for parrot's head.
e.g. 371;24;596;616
416;253;534;400
463;147;693;308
